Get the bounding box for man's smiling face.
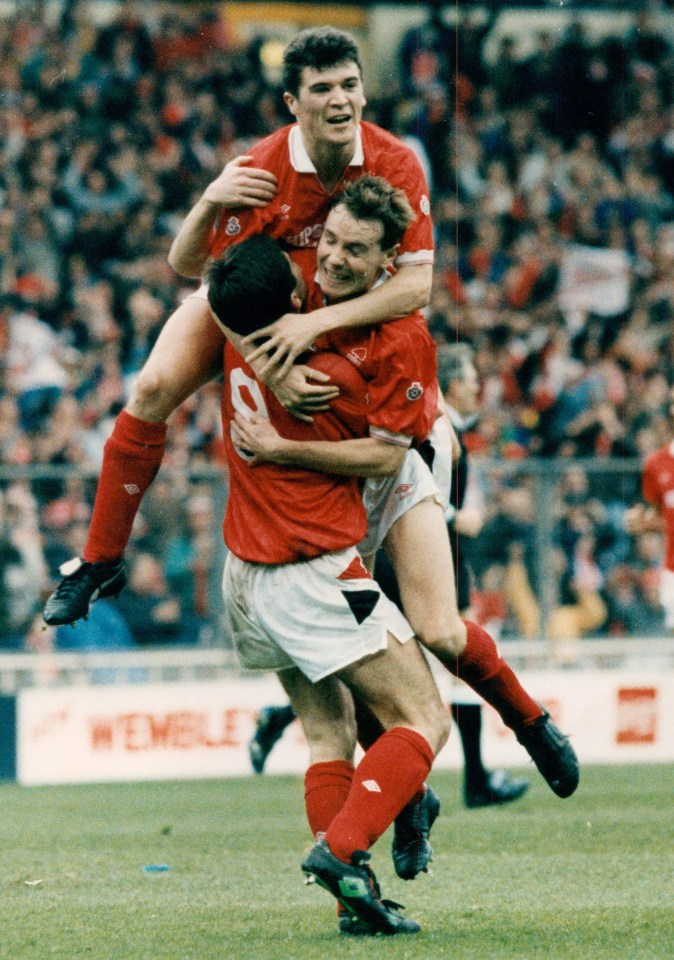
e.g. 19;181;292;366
317;203;396;302
284;62;366;153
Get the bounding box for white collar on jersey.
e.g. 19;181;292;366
289;124;364;173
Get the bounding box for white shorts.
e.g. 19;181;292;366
223;546;414;682
659;568;674;628
359;449;442;559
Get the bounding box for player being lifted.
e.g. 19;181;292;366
44;26;434;625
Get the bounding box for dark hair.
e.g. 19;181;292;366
435;343;475;394
283;27;362;96
206;235;296;336
329;175;415;250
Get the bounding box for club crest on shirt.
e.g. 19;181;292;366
406;381;423;401
226;216;241;236
420;194;431;215
347;347;367;366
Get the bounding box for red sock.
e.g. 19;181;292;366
304;760;354;838
456;620;542;729
83;410;167;563
325;728;433;863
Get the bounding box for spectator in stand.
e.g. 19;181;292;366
115;551;188;646
0;484;47;649
163;491;217;645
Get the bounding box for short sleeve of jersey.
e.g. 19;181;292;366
208;128;292;259
359;123;434;267
364;316;438;445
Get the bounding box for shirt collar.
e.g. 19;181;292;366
289;124;364;173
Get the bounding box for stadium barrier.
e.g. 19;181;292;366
1;642;672;785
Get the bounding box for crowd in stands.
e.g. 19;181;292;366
2;1;674;652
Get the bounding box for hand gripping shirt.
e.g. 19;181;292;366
209;122;434;267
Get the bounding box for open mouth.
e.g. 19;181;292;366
322;268;350;284
327;115;351;126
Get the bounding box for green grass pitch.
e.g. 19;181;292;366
2;765;671;960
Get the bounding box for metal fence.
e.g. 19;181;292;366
0;458;669;673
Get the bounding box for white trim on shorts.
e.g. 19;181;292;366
659;567;674;629
223;546;414;682
359;449;442;559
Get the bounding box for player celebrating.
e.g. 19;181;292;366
625;382;674;630
232;177;580;811
209;231;450;936
43;27;434;625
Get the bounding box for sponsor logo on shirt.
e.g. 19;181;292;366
226;216;241;236
406;381;423;401
347;347;367;366
285;223;323;248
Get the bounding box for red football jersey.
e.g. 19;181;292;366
294;255;438;445
320;319;438;446
209;122;433;267
642;442;674;571
222;343;369;564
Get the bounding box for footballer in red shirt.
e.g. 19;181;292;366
43;27;436;627
625;385;674;628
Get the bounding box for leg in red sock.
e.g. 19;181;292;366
83;410;167;563
304;760;354;838
325;727;434;864
455;620;542;729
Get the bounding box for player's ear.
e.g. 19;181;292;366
290;291;303;312
382;243;399;269
283;91;299;118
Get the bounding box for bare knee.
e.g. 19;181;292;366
127;366;177;423
416;614;466;659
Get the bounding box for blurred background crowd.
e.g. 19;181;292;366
2;0;674;653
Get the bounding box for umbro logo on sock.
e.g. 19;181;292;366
362;780;381;793
123;484;141;495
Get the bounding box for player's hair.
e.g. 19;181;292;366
435;343;475;395
206;235;296;336
329;175;415;251
283;27;362;96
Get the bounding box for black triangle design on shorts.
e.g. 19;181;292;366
341;589;381;625
417;437;436;471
